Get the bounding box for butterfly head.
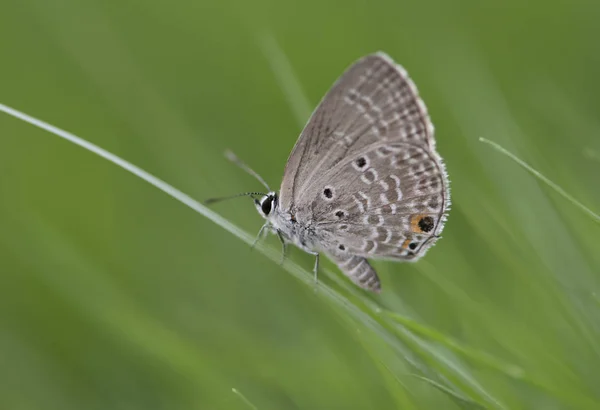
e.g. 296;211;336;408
255;192;278;219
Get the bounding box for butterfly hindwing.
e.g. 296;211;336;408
309;141;448;261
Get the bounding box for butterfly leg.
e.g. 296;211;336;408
308;251;320;287
276;230;287;265
251;223;269;251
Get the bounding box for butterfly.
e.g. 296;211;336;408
209;52;450;292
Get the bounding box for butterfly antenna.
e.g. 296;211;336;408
225;150;272;191
204;192;266;205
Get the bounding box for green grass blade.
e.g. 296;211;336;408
479;137;600;223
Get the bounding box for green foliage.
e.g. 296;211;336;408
1;0;599;409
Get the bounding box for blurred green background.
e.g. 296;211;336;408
1;0;600;409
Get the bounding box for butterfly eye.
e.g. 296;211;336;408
261;196;274;215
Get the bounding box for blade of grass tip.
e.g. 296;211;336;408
231;388;258;410
479;137;600;223
258;33;312;127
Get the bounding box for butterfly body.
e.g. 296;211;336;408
259;193;320;254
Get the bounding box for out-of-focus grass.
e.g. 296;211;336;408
1;0;600;409
0;100;513;408
0;101;530;410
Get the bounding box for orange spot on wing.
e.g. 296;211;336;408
401;239;412;249
410;214;427;233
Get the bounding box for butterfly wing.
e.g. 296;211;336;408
279;52;438;212
280;52;449;261
313;141;449;261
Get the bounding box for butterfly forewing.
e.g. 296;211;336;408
279;52;436;212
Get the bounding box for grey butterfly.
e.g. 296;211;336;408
210;52;450;293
